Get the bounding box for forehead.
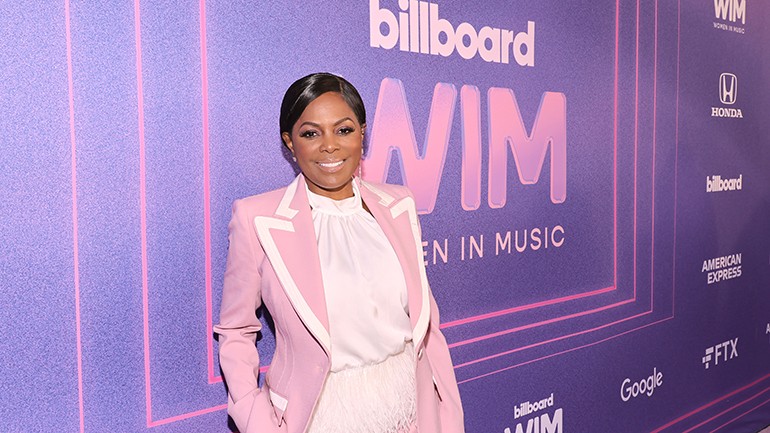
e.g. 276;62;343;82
296;92;356;123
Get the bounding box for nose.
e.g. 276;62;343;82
319;133;339;153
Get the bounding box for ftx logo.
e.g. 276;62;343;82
702;338;738;369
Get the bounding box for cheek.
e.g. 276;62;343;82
347;137;364;155
292;141;314;159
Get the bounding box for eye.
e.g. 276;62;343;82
299;130;318;138
337;126;355;135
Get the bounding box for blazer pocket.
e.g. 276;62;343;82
424;353;443;403
432;375;443;402
268;387;289;426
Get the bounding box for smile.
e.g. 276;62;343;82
317;160;345;171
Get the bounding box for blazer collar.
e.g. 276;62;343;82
253;175;431;355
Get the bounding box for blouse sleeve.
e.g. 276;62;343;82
214;199;284;433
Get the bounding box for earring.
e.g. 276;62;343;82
292;155;297;162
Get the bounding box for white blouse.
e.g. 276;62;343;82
306;180;413;372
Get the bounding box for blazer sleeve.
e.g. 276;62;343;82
407;191;466;432
424;285;466;432
213;199;285;433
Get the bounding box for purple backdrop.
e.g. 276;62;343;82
1;1;769;432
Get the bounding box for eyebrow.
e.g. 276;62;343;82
298;117;355;129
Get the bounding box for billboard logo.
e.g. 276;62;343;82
706;174;742;192
702;338;738;369
514;393;554;420
370;0;535;66
506;393;562;433
714;0;746;25
719;73;737;105
711;73;743;118
621;368;664;402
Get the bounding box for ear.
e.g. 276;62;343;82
361;123;367;136
281;132;294;154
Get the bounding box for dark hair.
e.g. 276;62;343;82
279;73;367;137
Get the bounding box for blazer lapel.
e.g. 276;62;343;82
359;180;431;348
252;175;431;355
252;175;331;354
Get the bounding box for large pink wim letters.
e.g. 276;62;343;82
363;78;457;214
488;88;567;208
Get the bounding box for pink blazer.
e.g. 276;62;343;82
214;175;465;433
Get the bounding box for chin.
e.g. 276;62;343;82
320;177;354;191
306;173;355;195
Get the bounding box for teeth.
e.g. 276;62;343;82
319;160;344;168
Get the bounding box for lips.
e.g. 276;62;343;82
317;159;345;172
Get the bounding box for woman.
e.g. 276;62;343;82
214;73;464;433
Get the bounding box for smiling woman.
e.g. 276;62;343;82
214;72;465;433
281;91;365;200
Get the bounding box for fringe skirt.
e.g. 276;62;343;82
306;343;417;433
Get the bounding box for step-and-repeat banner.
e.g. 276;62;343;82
2;1;769;432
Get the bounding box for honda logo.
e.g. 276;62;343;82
719;73;737;105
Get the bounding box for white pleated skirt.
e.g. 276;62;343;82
306;343;417;433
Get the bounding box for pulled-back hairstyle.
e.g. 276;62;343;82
279;73;367;137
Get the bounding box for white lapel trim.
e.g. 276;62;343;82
275;176;300;219
269;389;289;412
389;196;431;347
360;179;395;206
252;182;331;354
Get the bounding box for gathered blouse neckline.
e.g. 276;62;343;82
305;180;364;216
